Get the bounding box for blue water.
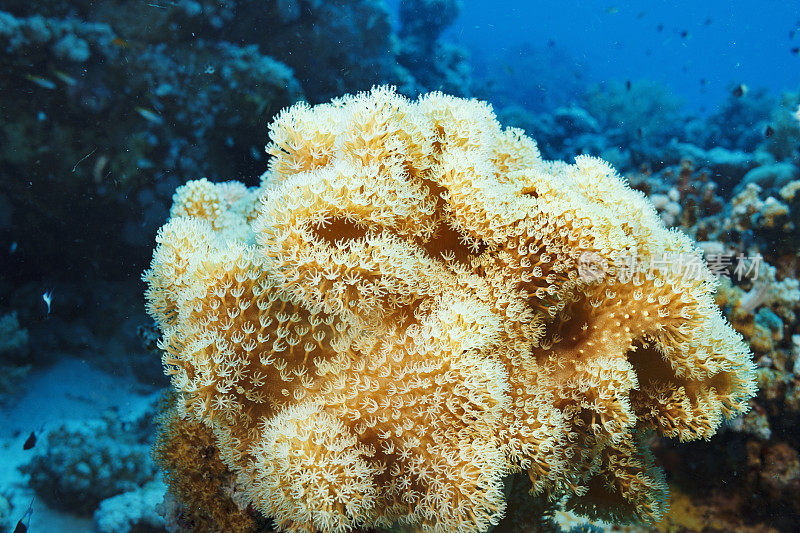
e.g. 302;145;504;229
448;0;800;111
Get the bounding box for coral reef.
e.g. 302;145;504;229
0;491;10;533
4;0;799;531
662;142;760;192
729;180;800;261
397;0;472;96
581;80;685;168
93;480;167;533
497;104;606;164
617;122;800;529
0;8;303;281
653;482;778;533
0;1;472;393
760;89;800;163
0;0;428;103
492;80;693;172
493;80;792;190
691;87;775;153
747;440;800;517
144;87;756;532
20;416;157;514
472;42;585;115
0;280;165;384
0;311;30;395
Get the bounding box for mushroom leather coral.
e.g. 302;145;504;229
143;87;757;533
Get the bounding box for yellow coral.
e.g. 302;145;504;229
154;391;265;533
144;87;756;532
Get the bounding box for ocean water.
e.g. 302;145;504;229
0;1;798;532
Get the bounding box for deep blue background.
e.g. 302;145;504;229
442;0;799;111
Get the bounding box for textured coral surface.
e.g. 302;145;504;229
144;87;756;532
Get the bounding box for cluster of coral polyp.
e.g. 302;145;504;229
144;87;757;532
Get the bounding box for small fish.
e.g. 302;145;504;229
135;106;164;125
52;70;77;86
765;125;775;138
13;498;34;533
700;78;708;86
23;431;37;450
704;18;712;25
503;64;514;75
93;154;110;184
42;290;53;315
636;127;643;139
626;80;631;91
680;30;689;39
657;23;664;32
204;65;216;74
791;29;796;39
111;37;130;48
24;74;56;90
792;47;800;55
547;38;556;48
732;84;747;97
10;241;17;254
605;7;619;14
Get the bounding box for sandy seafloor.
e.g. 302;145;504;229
1;358;159;531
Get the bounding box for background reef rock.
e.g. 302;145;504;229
0;0;471;285
0;0;471;384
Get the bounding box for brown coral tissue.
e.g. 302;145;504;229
144;86;757;533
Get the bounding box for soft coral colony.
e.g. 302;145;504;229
143;86;757;532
